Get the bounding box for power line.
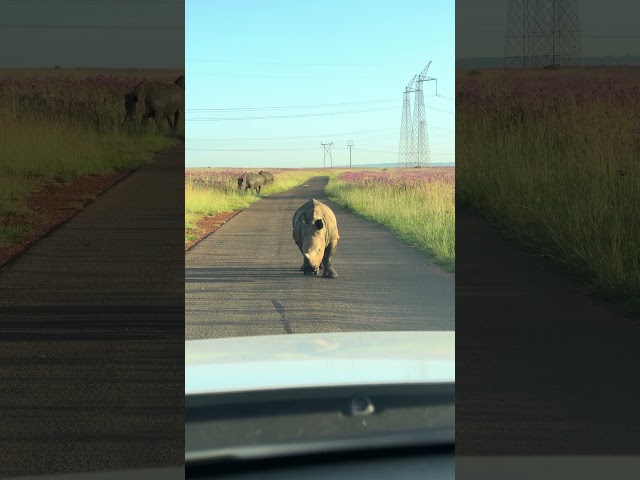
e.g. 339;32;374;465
186;106;401;121
426;104;455;115
432;93;455;102
359;148;455;155
186;147;318;152
460;27;640;39
582;34;640;38
188;72;324;80
185;146;454;156
0;0;181;4
0;24;182;29
185;128;398;142
186;98;397;112
186;58;374;68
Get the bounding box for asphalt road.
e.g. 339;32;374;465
456;203;640;455
185;176;455;340
0;144;184;477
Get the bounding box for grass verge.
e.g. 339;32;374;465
456;67;640;312
325;169;455;272
0;118;175;245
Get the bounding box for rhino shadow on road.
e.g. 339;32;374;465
185;267;313;284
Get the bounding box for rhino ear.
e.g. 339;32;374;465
314;219;324;230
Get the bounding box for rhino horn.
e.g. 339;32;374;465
304;253;310;259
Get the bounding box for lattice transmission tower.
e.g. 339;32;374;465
397;74;417;168
504;0;582;68
397;61;437;168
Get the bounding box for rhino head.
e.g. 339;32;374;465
123;92;142;125
300;214;326;274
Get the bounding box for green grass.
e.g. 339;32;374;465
0;68;183;247
185;169;328;243
325;170;455;272
457;67;640;312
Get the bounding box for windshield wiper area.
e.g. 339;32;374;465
187;426;454;462
185;383;454;476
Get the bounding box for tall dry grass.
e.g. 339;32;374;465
326;168;455;271
456;67;640;311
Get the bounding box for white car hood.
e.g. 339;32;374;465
185;331;455;396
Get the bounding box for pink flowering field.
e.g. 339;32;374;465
457;66;640;310
326;168;455;271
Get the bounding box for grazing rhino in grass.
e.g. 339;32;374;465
175;75;185;88
292;198;340;278
237;172;265;194
124;80;184;132
258;170;274;186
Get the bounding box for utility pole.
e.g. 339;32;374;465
347;140;354;168
321;142;333;168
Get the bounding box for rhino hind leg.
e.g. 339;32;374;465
322;240;338;278
166;116;175;132
154;110;165;131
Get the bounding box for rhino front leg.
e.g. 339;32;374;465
322;240;338;278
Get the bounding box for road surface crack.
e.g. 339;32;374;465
271;299;292;334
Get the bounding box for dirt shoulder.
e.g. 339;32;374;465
0;170;132;268
185;211;241;252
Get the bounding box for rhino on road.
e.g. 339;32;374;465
237;172;265;194
292;198;340;278
175;75;185;88
258;171;274;185
123;80;184;132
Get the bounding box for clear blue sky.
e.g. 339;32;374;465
185;0;455;168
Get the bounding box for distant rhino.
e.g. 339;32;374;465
258;171;274;185
124;80;184;132
292;198;340;278
175;75;185;88
237;172;265;194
